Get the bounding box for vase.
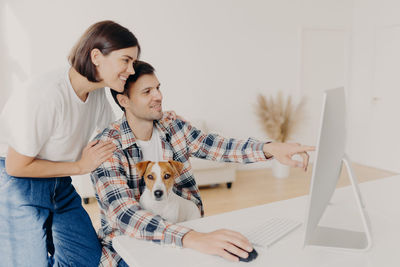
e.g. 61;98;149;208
272;159;290;178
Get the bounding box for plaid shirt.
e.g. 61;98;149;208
91;115;268;267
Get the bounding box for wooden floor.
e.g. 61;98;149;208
83;163;396;230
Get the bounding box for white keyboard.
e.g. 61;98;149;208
244;217;302;248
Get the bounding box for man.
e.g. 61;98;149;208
91;61;314;267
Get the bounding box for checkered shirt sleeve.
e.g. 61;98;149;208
167;119;268;163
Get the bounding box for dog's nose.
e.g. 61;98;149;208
154;190;163;199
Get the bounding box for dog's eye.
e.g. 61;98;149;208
164;174;171;179
147;175;154;180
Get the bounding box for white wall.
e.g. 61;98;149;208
349;0;400;173
0;0;354;170
0;2;10;110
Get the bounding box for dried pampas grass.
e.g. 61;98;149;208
256;92;305;142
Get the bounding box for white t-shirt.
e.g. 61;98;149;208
0;67;115;162
136;127;163;162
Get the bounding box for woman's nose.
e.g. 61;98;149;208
127;63;135;75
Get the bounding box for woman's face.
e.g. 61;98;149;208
95;46;139;92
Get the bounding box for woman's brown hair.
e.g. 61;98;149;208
68;20;140;82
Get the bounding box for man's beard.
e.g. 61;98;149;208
140;109;163;121
148;102;163;121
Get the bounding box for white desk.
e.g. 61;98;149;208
113;175;400;267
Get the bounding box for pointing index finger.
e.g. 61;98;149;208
298;145;315;152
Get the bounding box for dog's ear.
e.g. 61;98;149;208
136;161;151;178
168;160;184;176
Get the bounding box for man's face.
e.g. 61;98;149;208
125;74;163;122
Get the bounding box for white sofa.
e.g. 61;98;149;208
71;174;95;204
190;157;236;188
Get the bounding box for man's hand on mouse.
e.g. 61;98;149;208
182;229;253;262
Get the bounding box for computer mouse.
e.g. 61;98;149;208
239;249;258;262
227;248;258;262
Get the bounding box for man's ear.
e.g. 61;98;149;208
136;161;151;178
168;160;184;176
117;94;130;109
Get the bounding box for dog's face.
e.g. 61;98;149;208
136;160;184;201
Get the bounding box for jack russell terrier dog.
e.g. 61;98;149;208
136;160;201;223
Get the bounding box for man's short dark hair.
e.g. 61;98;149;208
68;20;141;82
111;61;155;112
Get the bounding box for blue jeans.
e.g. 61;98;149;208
118;259;130;267
0;158;101;267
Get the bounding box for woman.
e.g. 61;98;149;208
0;20;147;266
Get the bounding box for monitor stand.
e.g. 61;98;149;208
307;154;373;251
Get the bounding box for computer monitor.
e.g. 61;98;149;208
303;87;372;251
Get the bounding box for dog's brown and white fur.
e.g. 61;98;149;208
136;160;201;223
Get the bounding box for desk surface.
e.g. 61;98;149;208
113;175;400;267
